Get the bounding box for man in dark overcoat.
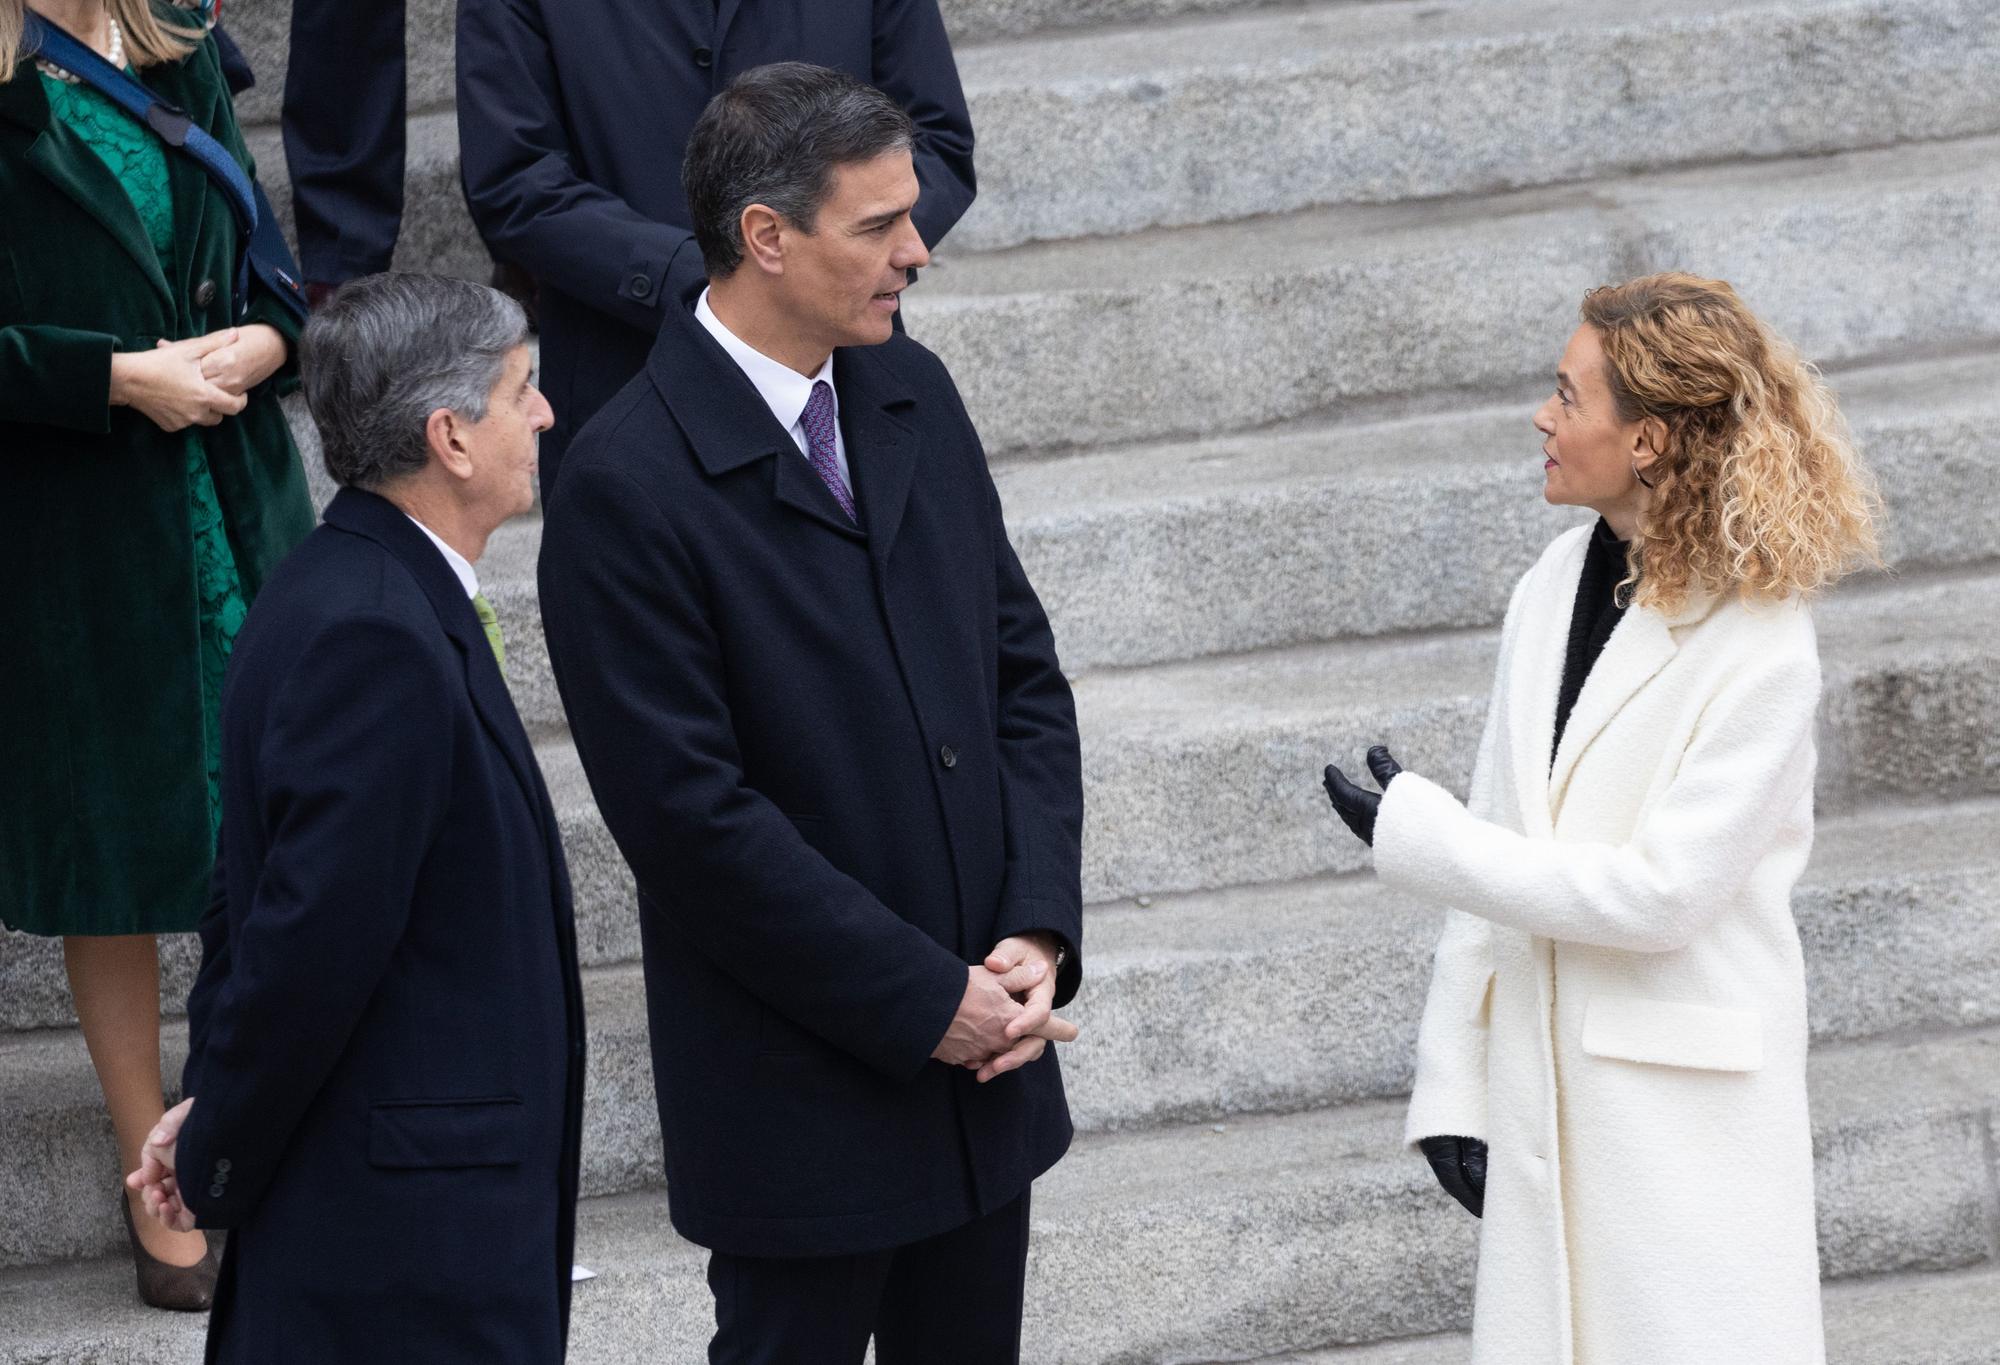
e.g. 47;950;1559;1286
456;0;976;499
128;274;586;1364
537;66;1081;1363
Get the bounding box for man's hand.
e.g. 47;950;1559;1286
195;323;289;397
968;932;1079;1083
125;1098;197;1232
931;965;1027;1067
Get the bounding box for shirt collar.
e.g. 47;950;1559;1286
695;287;836;435
403;513;480;599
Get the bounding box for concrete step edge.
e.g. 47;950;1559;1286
7;1026;1995;1359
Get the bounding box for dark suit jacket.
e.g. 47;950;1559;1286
456;0;976;497
538;304;1081;1258
176;489;587;1364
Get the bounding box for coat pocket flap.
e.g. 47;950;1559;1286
368;1097;525;1169
1581;996;1763;1073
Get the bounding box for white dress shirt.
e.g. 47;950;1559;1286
694;288;852;497
404;514;479;599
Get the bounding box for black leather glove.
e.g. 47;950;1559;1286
1321;745;1405;847
1418;1134;1488;1218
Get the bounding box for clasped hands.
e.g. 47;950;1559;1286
125;1096;197;1233
109;324;288;432
931;932;1078;1083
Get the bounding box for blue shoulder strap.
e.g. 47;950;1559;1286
27;15;257;233
25;13;303;323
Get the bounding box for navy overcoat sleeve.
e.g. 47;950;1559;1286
455;0;700;332
982;468;1084;1006
456;0;976;329
874;0;977;250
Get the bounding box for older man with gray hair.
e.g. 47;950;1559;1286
125;273;586;1365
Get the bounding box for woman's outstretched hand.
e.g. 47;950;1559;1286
1322;745;1405;846
1418;1134;1488;1218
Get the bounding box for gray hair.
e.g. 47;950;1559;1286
683;62;916;280
300;273;528;490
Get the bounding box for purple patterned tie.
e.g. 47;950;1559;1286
800;380;856;523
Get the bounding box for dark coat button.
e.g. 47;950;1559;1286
193;278;217;308
939;745;957;769
214;1159;232;1173
693;45;713;68
628;273;654;300
208;1183;226;1198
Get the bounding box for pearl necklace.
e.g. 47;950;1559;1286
36;15;123;84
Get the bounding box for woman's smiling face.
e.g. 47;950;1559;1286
1534;325;1654;531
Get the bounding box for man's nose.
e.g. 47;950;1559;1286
898;227;932;272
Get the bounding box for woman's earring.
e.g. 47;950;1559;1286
1632;460;1656;489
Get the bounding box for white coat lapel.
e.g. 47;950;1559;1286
1547;579;1726;811
1547;605;1677;812
1506;532;1590;839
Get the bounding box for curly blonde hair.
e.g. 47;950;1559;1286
1581;272;1883;612
2;0;206;81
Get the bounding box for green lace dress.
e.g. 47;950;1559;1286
42;71;247;843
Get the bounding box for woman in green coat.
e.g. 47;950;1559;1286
0;0;313;1309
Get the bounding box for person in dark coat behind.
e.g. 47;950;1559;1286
127;274;586;1365
538;64;1077;1364
456;0;976;499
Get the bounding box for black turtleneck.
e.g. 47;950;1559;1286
1552;518;1631;767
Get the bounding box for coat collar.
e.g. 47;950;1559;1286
2;51;213;314
321;488;546;816
835;342;922;564
1543;548;1725;815
648;302;923;557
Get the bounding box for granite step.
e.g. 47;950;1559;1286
471;347;2000;698
220;0;455;129
509;563;2000;905
4;1025;1996;1361
215;0;1310;130
7;555;1992;1029
906;134;2000;458
222;1;2000;271
241;110;489;285
242;129;2000;477
1273;1265;2000;1364
947;0;2000;251
7;796;1998;1264
1064;564;2000;902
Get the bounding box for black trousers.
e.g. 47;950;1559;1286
706;1192;1031;1365
281;0;406;282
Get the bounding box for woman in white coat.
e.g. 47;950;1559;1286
1323;273;1882;1365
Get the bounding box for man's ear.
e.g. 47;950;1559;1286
424;407;475;480
740;203;787;277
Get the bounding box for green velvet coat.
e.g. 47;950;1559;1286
0;28;314;936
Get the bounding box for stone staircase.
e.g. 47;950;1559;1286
5;0;2000;1360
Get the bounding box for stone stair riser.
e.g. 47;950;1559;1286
9;854;1998;1269
950;0;2000;251
909;147;2000;457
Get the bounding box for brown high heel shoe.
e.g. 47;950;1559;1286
120;1194;220;1311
